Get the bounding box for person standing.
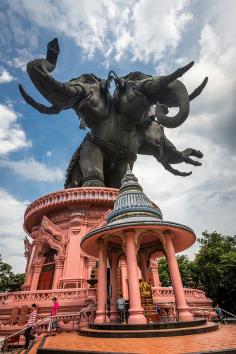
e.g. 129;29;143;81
24;304;37;349
215;304;225;324
117;294;126;323
48;297;60;336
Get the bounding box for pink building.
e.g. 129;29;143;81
0;186;213;335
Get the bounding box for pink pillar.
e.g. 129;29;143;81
30;263;42;291
52;257;63;289
83;257;89;288
110;251;119;322
164;233;193;321
140;251;149;282
23;241;36;290
94;240;108;324
62;212;87;282
125;230;147;324
120;258;128;299
150;258;161;287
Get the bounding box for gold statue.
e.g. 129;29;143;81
139;279;152;298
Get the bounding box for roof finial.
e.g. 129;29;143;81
125;164;132;175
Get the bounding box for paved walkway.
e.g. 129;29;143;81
37;325;236;354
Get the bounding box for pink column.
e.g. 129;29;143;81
150;258;161;287
52;257;64;289
120;258;128;299
83;257;89;288
124;230;147;324
140;251;149;282
164;232;193;321
87;258;95;282
94;240;108;324
62;212;87;282
110;251;119;322
23;241;37;290
30;263;42;291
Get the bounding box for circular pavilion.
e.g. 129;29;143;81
81;167;196;325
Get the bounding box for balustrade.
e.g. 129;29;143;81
152;287;208;300
0;288;96;304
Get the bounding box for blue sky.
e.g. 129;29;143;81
0;0;235;272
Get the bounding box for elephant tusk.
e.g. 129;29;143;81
189;77;208;101
160;61;194;86
19;84;61;114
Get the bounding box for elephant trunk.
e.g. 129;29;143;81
27;60;82;101
156;80;190;128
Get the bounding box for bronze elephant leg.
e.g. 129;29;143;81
105;159;134;188
79;140;105;187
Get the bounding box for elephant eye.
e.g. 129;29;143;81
83;76;96;84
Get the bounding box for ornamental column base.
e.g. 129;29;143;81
128;308;147;324
110;309;120;322
177;307;193;321
94;310;110;324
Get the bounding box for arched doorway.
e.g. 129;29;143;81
37;248;57;290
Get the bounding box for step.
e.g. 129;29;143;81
225;318;236;324
79;322;219;338
37;336;137;354
89;318;206;331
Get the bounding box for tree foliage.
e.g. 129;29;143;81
194;231;236;313
157;231;236;314
0;255;25;292
158;255;194;287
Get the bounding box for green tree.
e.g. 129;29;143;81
158;257;170;286
0;255;25;292
194;231;236;313
158;255;194;287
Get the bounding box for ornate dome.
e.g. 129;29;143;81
107;166;163;225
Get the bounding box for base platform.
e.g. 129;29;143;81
32;325;236;354
79;319;218;338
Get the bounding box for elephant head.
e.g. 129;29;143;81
19;38;112;129
113;62;208;129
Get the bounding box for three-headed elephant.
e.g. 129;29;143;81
19;38;208;188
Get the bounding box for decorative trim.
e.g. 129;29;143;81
24;187;118;233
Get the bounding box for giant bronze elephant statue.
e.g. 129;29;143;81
19;38;208;188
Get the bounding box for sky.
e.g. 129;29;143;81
0;0;235;272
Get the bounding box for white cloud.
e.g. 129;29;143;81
46;150;52;158
128;0;192;63
134;134;236;257
0;158;64;182
0;104;31;155
179;14;236;154
6;0;192;63
0;189;28;272
7;48;38;72
0;66;15;83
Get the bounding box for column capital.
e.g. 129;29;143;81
163;229;174;239
150;258;158;269
55;255;65;268
123;229;136;237
119;258;127;267
122;229;140;256
32;262;42;273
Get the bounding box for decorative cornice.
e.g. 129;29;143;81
24;187;118;233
